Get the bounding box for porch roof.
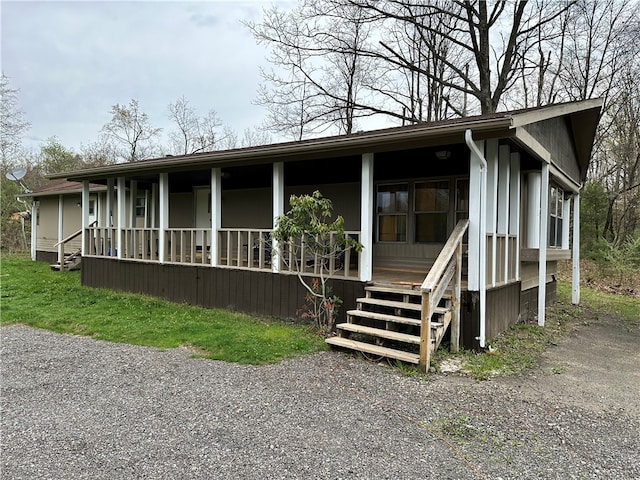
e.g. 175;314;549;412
49;100;602;183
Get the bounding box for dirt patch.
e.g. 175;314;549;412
499;311;640;417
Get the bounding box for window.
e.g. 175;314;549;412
88;200;95;216
135;194;146;217
377;183;408;242
549;186;563;247
414;180;449;243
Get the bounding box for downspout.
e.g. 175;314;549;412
465;129;488;348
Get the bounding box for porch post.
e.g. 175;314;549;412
537;163;549;326
526;173;541;248
572;193;580;305
116;177;125;259
498;145;511;284
81;180;90;256
211;168;222;267
510;153;521;280
159;173;169;263
31;200;38;261
57;194;64;264
360;152;374;282
485;140;499;287
562;191;571;249
272;162;284;273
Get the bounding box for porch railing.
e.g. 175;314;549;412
84;226;361;279
121;228;161;261
486;233;518;285
217;229;273;270
85;225;117;257
165;228;211;265
419;219;469;372
278;231;361;278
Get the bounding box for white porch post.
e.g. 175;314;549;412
272;162;284;273
81;181;90;256
572;193;580;305
498;145;511;284
526;173;541;248
116;177;125;259
538;163;549;326
562;191;571;249
510;153;521;280
211;168;222;267
57;194;64;264
159;173;169;263
360;152;374;282
485;140;499;287
30;201;38;261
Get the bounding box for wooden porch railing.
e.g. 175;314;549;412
165;228;211;264
419;219;469;372
278;230;360;278
54;221;97;269
85;226;117;257
217;229;273;270
121;228;161;261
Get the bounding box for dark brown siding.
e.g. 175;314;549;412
461;291;480;350
520;280;557;322
36;251;57;264
485;282;522;342
81;257;365;323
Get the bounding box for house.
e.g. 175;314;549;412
32;100;602;371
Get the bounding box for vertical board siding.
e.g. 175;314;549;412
485;283;522;341
81;257;365;323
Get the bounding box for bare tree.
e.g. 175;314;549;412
101;99;161;162
248;0;378;138
167;96;224;155
0;74;30;168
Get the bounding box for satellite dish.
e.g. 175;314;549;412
5;168;27;181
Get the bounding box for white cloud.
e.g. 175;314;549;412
1;0;294;153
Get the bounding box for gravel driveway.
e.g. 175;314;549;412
1;321;639;480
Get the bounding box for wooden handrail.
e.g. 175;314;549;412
421;219;469;292
419;219;469;373
54;220;97;247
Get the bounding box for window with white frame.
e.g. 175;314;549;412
135;194;146;217
549;185;564;247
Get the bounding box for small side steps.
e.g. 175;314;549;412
51;249;82;272
326;284;452;364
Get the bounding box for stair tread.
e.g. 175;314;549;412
357;297;422;311
347;310;444;328
336;323;421;344
348;309;420;326
326;337;420;364
365;285;422;296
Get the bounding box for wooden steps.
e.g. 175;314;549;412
326;282;454;367
51;249;82;272
326;337;420;364
335;323;421;344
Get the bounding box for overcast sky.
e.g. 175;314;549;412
1;0;295;154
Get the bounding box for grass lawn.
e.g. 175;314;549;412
0;255;327;364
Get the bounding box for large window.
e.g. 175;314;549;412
377;183;408;242
549;185;564;247
414;180;449;243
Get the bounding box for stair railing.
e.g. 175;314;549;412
53;220;97;268
419;219;469;372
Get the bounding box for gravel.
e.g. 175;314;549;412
1;324;639;480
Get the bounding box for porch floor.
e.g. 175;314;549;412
372;267;468;291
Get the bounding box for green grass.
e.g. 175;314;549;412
557;280;640;323
0;255;327;364
435;280;640;380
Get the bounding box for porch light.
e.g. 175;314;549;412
435;150;451;160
